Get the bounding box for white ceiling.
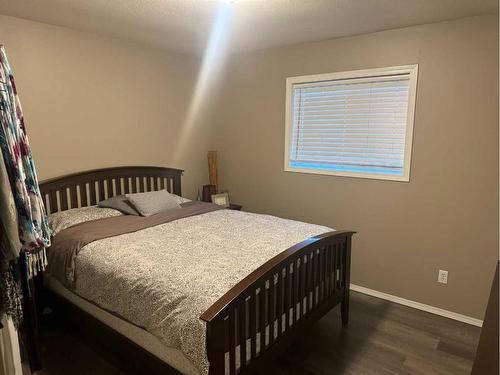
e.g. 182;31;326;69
0;0;497;56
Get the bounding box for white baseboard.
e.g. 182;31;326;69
350;284;483;327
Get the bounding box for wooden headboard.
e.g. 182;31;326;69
39;166;183;214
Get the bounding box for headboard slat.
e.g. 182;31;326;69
89;181;97;205
98;180;105;202
49;191;58;214
60;188;68;211
124;178;130;194
116;178;123;195
70;185;78;209
40;166;183;214
79;184;88;207
131;177;137;193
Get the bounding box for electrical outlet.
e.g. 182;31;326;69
438;270;448;284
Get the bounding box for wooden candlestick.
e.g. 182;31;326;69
207;150;218;189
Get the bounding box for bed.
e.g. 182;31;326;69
38;166;354;375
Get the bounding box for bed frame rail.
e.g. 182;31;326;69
200;230;354;375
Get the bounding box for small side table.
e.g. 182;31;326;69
228;203;242;211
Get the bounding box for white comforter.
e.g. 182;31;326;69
69;209;331;373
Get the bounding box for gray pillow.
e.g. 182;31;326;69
171;193;191;204
98;195;139;216
125;190;181;217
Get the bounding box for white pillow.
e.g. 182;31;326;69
49;206;122;236
125;190;181;217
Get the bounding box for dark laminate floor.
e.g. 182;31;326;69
26;291;480;375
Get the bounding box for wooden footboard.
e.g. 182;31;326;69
200;230;354;375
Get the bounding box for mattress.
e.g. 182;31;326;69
44;275;201;375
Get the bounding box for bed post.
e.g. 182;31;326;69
206;318;225;375
341;235;352;326
172;172;182;196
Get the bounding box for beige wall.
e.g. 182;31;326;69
211;15;499;319
0;15;206;199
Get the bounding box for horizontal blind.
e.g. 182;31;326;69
289;74;410;176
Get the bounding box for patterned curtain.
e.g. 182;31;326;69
0;45;51;327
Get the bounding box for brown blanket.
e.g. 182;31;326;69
47;201;223;288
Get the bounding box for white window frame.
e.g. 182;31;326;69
284;65;418;182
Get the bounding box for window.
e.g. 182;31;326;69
284;65;418;181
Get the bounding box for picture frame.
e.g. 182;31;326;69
211;193;230;207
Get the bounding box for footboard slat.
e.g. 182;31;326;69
326;245;331;297
228;310;236;375
259;284;266;355
249;293;257;360
268;275;276;345
335;245;341;289
307;253;313;312
339;243;344;288
293;260;300;323
321;246;328;301
332;244;338;291
277;269;284;338
202;230;355;375
284;267;290;331
239;301;247;370
299;254;307;316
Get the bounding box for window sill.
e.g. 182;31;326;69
284;165;410;182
